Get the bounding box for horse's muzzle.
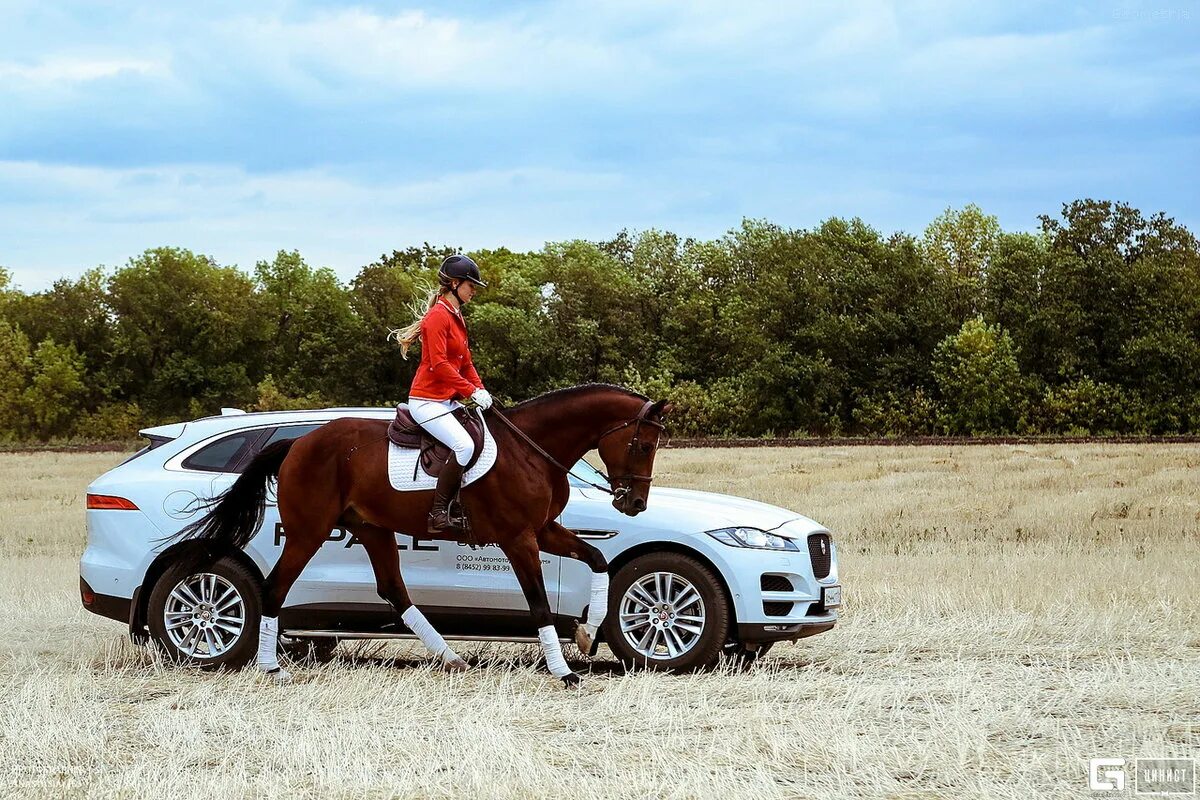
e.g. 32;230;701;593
612;492;647;516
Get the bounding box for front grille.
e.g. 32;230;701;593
807;533;832;579
760;574;793;592
763;602;793;616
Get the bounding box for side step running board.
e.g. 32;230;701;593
283;629;574;644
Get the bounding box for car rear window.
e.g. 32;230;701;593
263;423;323;447
182;431;258;473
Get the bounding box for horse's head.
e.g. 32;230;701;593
596;397;673;516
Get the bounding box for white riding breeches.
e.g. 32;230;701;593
408;397;475;467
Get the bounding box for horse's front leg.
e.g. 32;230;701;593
535;520;609;653
501;529;581;687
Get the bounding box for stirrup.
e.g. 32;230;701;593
427;505;467;535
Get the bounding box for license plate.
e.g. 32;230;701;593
821;585;842;608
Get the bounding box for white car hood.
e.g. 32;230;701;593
582;485;827;536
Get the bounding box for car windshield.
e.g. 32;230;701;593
567;459;608;488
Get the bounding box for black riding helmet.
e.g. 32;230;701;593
439;255;487;288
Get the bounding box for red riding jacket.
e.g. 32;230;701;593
409;299;484;401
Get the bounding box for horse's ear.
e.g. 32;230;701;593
649;399;674;419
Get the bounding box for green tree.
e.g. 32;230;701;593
22;339;88;439
933;318;1024;434
539;240;650;387
983;232;1049;376
1035;378;1136;435
923;204;1001;322
0;322;32;438
705;219;837;434
3;268;114;404
250;374;331;412
104;248;266;418
463;248;557;400
254;250;362;402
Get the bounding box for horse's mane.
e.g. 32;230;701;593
507;383;648;412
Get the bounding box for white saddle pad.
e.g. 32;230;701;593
386;416;498;492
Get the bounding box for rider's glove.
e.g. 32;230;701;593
470;388;493;409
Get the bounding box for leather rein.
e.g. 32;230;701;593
486;399;668;499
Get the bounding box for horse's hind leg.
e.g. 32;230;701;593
256;530;325;682
352;523;468;671
536;520;610;653
257;491;341;682
503;530;581;687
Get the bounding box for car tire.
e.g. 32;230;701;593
602;552;730;673
147;556;261;670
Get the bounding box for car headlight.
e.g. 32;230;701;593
706;526;799;551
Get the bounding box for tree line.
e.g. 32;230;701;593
1;199;1197;441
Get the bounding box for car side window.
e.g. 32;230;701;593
263;423;323;447
182;432;258;473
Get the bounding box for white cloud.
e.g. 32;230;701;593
211;6;661;96
0;159;632;289
0;1;1195;288
0;57;165;84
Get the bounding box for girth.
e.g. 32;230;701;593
387;404;485;479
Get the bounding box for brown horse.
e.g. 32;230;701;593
172;384;672;686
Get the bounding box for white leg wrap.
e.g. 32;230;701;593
258;616;280;669
257;616;285;676
586;571;610;635
539;625;573;678
402;606;460;663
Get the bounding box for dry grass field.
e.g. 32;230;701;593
1;445;1197;799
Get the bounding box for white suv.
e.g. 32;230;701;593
80;408;841;672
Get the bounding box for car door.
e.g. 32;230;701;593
430;539;559;614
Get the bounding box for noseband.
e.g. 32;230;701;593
488;399;667;498
596;400;668;501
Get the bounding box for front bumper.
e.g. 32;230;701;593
685;530;840;620
737;610;838;644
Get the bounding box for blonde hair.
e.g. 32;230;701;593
387;278;452;359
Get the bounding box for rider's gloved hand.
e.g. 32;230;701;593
470;388;493;409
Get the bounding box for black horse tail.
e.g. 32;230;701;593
159;439;297;575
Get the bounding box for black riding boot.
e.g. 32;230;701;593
428;457;466;535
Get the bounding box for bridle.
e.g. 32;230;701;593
594;400;670;501
487;399;668;499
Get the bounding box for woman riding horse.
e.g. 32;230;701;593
169;257;672;686
389;254;491;535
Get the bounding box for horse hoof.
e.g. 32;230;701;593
574;626;594;653
442;656;469;672
261;666;293;685
561;672;583;688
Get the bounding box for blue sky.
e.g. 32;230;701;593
1;0;1197;290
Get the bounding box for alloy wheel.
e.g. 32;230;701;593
162;572;247;659
618;571;706;660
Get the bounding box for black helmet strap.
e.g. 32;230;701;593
450;278;467;306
